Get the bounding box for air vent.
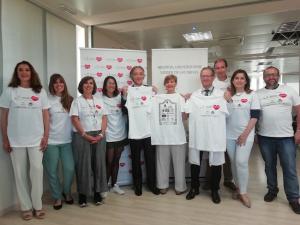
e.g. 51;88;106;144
272;21;300;46
59;4;77;15
257;62;272;66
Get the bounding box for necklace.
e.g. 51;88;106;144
84;96;97;119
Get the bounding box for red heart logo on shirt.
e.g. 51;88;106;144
96;56;102;62
106;65;112;70
279;93;287;98
137;58;142;63
117;72;123;77
241;98;248;103
97;88;103;92
120;162;125;167
127;65;132;70
96;72;103;77
117;57;123;62
213;105;220;110
31;96;39;101
127;80;133;85
84;64;91;69
141;96;147;101
96;105;101;109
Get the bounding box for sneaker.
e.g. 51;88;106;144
289;200;300;214
101;192;108;199
94;192;104;206
160;188;168;195
112;184;125;195
264;189;278;202
78;194;87;208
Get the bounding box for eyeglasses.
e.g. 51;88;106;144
264;73;279;77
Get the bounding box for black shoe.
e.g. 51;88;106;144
78;193;87;208
289;200;300;214
211;191;221;204
151;187;160;195
264;189;278;202
53;200;62;210
186;188;199;200
224;181;237;191
134;188;142;196
62;193;74;205
94;192;104;205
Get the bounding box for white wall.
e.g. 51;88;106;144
0;0;78;215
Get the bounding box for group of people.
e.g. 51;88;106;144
1;58;300;221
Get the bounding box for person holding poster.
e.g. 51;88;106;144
102;76;128;195
0;61;50;220
150;75;187;195
185;67;228;204
70;76;108;207
224;69;260;208
123;66;160;196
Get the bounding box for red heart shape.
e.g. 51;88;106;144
97;88;103;92
127;80;133;85
141;96;147;101
96;104;101;109
84;64;91;69
117;57;123;62
96;56;102;62
96;72;103;77
213;105;220;110
120;162;125;167
279;93;287;98
137;58;142;63
31;96;39;101
117;72;123;77
241;98;248;103
106;65;112;70
127;65;132;70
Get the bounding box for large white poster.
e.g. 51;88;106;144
152;48;208;94
80;48;147;185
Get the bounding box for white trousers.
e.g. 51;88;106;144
156;144;187;192
10;147;43;211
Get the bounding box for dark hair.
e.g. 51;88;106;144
49;74;73;112
200;66;215;76
78;76;97;95
164;74;177;85
230;69;252;95
129;66;145;79
8;61;42;93
263;66;280;77
214;58;228;68
102;76;119;97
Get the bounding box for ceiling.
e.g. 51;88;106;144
29;0;300;78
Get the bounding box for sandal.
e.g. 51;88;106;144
34;209;46;219
21;210;33;220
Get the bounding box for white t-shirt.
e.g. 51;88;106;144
150;93;187;145
185;88;228;152
48;95;72;144
0;87;50;147
69;95;107;132
226;91;260;140
257;85;300;137
125;86;153;139
102;94;127;142
213;77;230;92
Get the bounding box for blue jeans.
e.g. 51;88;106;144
258;135;300;202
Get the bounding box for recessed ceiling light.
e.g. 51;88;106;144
183;31;213;42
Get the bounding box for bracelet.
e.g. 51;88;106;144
81;132;87;137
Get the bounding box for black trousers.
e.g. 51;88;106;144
129;137;156;191
190;152;222;191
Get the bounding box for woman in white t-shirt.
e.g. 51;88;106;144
0;61;50;220
152;75;187;195
70;76;108;207
43;74;74;210
225;69;260;208
102;76;128;195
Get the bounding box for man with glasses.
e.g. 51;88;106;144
257;66;300;214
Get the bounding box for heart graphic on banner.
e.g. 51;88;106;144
141;96;147;101
97;88;103;92
127;65;132;70
137;58;142;63
279;93;287;98
31;96;39;101
106;65;112;70
213;105;220;110
241;98;248;103
96;72;103;77
117;72;123;77
96;105;101;109
84;64;91;69
120;162;125;167
117;57;123;62
127;80;133;85
96;56;102;62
